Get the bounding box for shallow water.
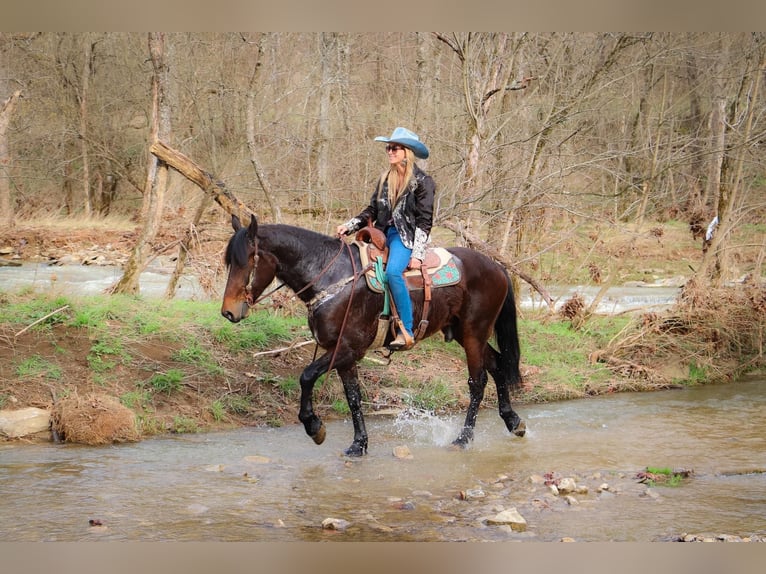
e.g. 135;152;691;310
1;376;763;542
0;263;680;312
0;262;209;300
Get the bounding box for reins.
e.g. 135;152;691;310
246;238;348;307
246;238;371;380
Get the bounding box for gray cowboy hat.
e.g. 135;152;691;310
374;127;429;159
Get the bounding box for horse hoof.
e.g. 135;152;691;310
513;420;526;437
343;443;366;457
312;423;326;445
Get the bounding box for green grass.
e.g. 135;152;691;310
87;337;128;372
331;399;350;415
221;394;253;415
0;293;70;326
644;466;685;487
686;360;707;385
15;355;62;381
402;378;457;413
120;390;152;410
519;315;626;396
171;339;223;375
147;369;184;394
277;376;300;398
209;400;227;422
170;416;199;434
211;309;304;352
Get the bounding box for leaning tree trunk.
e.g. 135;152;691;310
440;219;554;312
112;33;171;295
164;195;212;299
150;140;255;225
0;90;22;230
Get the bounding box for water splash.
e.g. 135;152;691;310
392;407;459;447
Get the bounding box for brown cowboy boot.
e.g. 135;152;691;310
389;329;414;351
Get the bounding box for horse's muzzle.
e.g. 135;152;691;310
221;301;249;323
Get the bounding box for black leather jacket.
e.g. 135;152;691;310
343;165;435;260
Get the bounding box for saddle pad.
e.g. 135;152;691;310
356;243;461;293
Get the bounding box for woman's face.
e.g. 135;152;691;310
385;144;406;166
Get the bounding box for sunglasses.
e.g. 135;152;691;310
385;144;405;153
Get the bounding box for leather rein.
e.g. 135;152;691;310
245;238;370;378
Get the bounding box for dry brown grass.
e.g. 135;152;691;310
599;277;765;385
51;393;140;445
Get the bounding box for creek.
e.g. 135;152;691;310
1;375;763;542
0;262;680;313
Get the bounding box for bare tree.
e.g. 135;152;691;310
243;32;281;222
0;90;22;229
77;33;97;216
696;35;766;284
112;33;172;295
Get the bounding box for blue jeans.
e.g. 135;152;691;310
385;226;413;336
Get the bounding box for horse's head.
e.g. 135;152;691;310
221;214;259;323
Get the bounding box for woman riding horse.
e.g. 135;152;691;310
221;213;526;457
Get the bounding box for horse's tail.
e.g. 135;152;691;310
494;270;522;390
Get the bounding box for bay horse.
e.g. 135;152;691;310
221;214;526;456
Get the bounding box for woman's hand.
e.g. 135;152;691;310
336;224;349;237
408;257;422;270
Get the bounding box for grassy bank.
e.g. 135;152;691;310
3;284;760;442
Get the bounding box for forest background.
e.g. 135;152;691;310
0;32;764;436
1;32;764;286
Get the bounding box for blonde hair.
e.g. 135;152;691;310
380;147;415;207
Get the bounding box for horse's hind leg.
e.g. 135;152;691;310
486;347;526;437
338;364;368;457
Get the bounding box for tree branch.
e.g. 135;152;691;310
439;220;555;311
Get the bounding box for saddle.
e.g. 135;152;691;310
353;226;460;293
353;225;461;347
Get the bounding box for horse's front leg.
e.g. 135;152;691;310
298;354;331;445
338;364;368;457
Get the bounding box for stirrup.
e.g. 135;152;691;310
389;330;414;351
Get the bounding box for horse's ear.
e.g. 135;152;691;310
231;214;242;231
247;215;258;241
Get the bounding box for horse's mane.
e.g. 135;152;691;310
224;227;252;269
225;223;342;269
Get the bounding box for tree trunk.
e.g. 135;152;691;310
0;90;22;230
705;36;728;214
79;35;93;217
696;42;765;285
245;33;281;222
314;32;335;213
636;70;668;229
112;33;171;295
165;195;211;299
